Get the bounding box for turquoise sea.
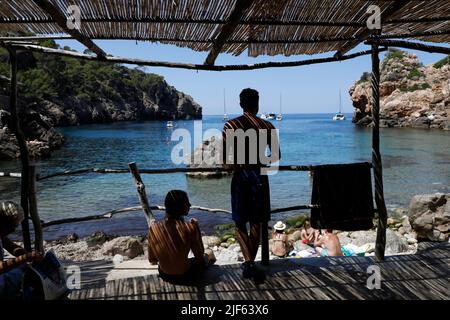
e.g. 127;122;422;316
1;113;449;240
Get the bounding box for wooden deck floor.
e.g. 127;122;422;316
68;242;450;300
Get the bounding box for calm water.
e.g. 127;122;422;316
1;114;449;240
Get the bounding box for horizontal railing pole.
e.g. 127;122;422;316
32;162;372;181
41;203;314;228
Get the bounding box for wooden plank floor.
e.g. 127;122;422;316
68;242;450;300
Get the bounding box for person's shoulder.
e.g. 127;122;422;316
263;119;276;129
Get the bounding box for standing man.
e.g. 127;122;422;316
222;88;280;282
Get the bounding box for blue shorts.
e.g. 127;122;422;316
231;169;271;224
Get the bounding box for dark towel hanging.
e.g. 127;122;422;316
310;163;374;231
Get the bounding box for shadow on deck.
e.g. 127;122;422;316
68;242;450;300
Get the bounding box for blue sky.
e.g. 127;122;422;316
56;39;448;115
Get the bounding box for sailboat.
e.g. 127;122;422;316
333;90;345;121
223;89;229;121
276;93;283;121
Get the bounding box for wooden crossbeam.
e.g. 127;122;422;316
204;0;255;65
2;29;448;44
366;39;450;55
32;0;106;58
334;0;410;58
0;42;385;72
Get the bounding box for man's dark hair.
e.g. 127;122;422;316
239;88;259;111
164;190;190;218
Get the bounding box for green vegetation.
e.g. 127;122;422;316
214;223;235;238
0;40;165;103
385;48;404;61
433;55;450;69
400;83;431;92
407;67;423;80
357;71;371;84
285;215;308;228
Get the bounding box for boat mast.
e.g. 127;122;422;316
339;89;342;114
223;89;226;115
279;93;282;114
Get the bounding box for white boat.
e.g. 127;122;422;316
261;112;275;120
333;90;345;121
276;93;283;121
166;120;174;128
223;89;229;121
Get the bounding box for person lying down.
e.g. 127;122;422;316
147;190;216;284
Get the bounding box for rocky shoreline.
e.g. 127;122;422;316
30;192;448;265
350;50;449;130
0;46;202;160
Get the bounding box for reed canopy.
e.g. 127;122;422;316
0;0;449;64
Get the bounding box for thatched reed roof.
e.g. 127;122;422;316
0;0;449;60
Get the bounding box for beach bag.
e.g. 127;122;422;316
25;249;69;300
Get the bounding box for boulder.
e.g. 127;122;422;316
86;231;110;247
101;236;144;259
408;193;450;241
201;236;221;248
344;229;408;254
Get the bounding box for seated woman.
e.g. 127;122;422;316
271;221;289;257
147;190;215;284
300;220;316;245
0;201;43;299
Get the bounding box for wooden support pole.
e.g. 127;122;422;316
371;43;388;261
7;47;32;252
261;221;269;266
29;165;44;253
128;162;154;227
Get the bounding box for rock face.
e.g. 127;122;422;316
0;45;202;159
186;136;232;179
408;193;450;242
350;50;450;130
0;108;64;159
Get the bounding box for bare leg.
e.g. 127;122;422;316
235;222;253;263
249;223;261;261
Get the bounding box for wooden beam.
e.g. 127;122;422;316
6;47;32;252
2;29;448;44
334;0;410;58
366;39;450;55
2;42;385;72
204;0;255;65
371;43;388;261
29;165;44;253
129;162;154;227
32;0;106;58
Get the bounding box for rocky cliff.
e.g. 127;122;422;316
0;42;202;159
349;49;450;130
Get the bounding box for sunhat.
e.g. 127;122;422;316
273;221;286;231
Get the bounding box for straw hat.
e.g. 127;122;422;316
273;221;286;231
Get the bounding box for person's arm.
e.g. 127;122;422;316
313;232;323;247
188;219;205;267
0;252;42;274
300;229;307;241
147;230;158;265
1;236;27;257
222;123;234;170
